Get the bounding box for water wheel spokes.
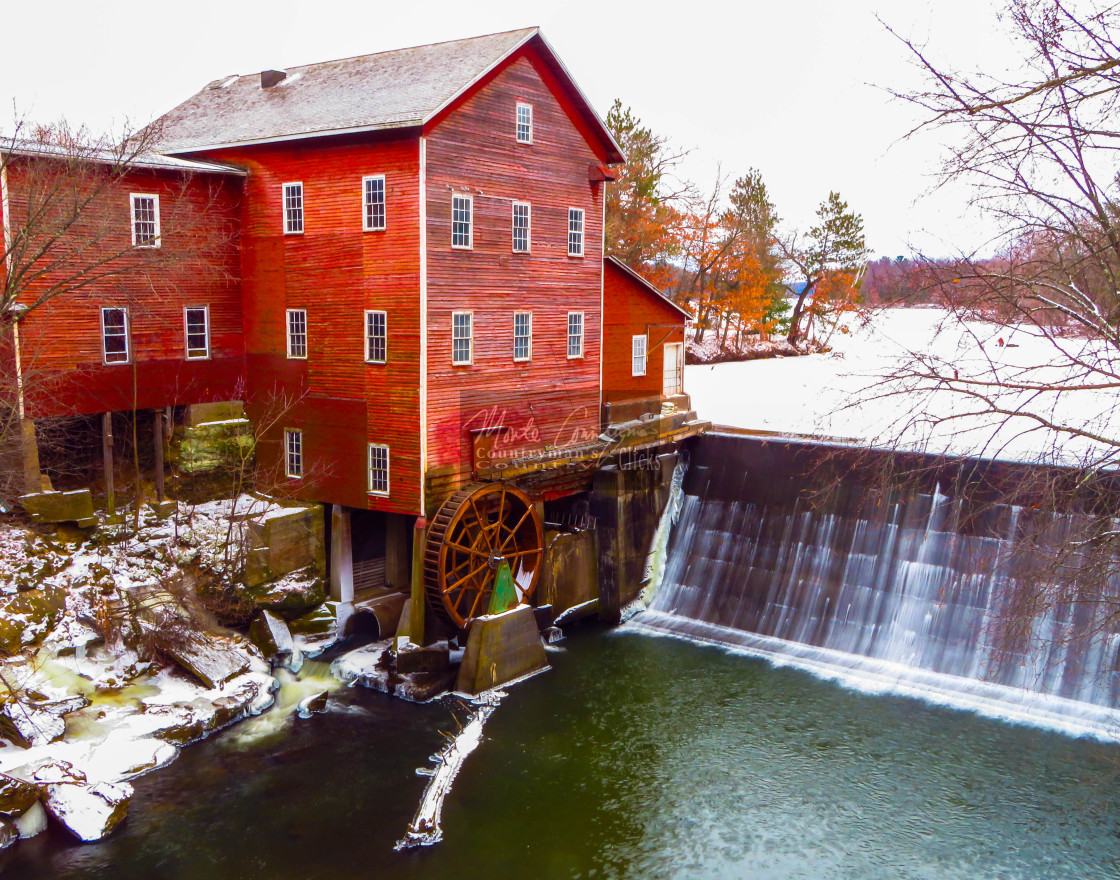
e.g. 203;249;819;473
424;482;544;630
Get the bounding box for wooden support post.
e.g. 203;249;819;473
101;412;115;516
329;504;354;603
409;516;429;646
153;408;165;503
19;419;41;495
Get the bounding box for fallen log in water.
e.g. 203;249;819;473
395;694;501;850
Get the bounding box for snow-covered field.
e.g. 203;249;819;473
686;307;1120;464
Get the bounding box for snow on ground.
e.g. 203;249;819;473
686;307;1120;464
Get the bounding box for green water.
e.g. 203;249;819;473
4;626;1119;879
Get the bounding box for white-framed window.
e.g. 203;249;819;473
184;306;210;360
512;201;531;253
516;102;533;144
368;443;390;495
284;429;303;478
365;310;387;363
513;311;532;361
567;208;585;257
101;307;130;365
130;193;160;248
452;194;472;249
287;308;308;359
567;311;584;359
632;334;648;377
283;182;304;234
452;311;473;365
363;175;386;231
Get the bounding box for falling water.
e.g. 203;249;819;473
634;433;1120;738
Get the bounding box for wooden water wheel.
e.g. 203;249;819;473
423;482;544;630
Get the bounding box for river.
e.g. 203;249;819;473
3;623;1117;879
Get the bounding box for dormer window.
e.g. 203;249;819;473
516;103;532;144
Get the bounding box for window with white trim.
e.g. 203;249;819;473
130;194;160;248
512;202;531;253
368;443;390;495
513;312;532;361
283;182;304;234
101;307;130;364
284;429;303;478
452;312;473;365
287;308;307;359
363;175;386;231
567;208;584;256
516;102;533;144
632;334;648;376
365;310;386;363
567;311;584;359
184;306;210;360
452;195;472;248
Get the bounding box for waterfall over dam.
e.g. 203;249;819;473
633;433;1120;738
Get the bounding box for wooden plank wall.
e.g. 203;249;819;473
424;49;606;500
205;132;423;514
9;162;245;416
602;260;686;403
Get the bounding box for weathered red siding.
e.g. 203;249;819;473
8;162;244;416
602;260;686;403
423;47;605;499
196;132;424;514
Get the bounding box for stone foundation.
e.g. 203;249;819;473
589;450;679;620
455;605;548;694
245;505;325;587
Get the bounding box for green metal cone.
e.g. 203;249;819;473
488;560;518;615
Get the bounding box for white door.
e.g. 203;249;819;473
663;343;683;395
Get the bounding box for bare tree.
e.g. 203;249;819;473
872;0;1120;467
822;0;1120;694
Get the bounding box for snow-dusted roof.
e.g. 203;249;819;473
606;257;693;321
152;27;622;161
0;139;245;176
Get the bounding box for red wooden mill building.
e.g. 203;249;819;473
2;28;706;632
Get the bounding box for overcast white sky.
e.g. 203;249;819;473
1;0;1021;258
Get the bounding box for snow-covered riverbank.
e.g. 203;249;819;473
686;307;1120;464
0;498;338;846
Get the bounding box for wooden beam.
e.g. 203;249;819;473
153;409;165;503
102;412;115;516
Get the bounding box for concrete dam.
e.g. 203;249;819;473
633;432;1120;738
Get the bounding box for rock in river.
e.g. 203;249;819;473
41;779;132;842
0;772;40;817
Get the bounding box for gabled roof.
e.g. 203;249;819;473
152;27;623;162
605;256;693;321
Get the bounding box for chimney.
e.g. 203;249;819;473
261;69;287;88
